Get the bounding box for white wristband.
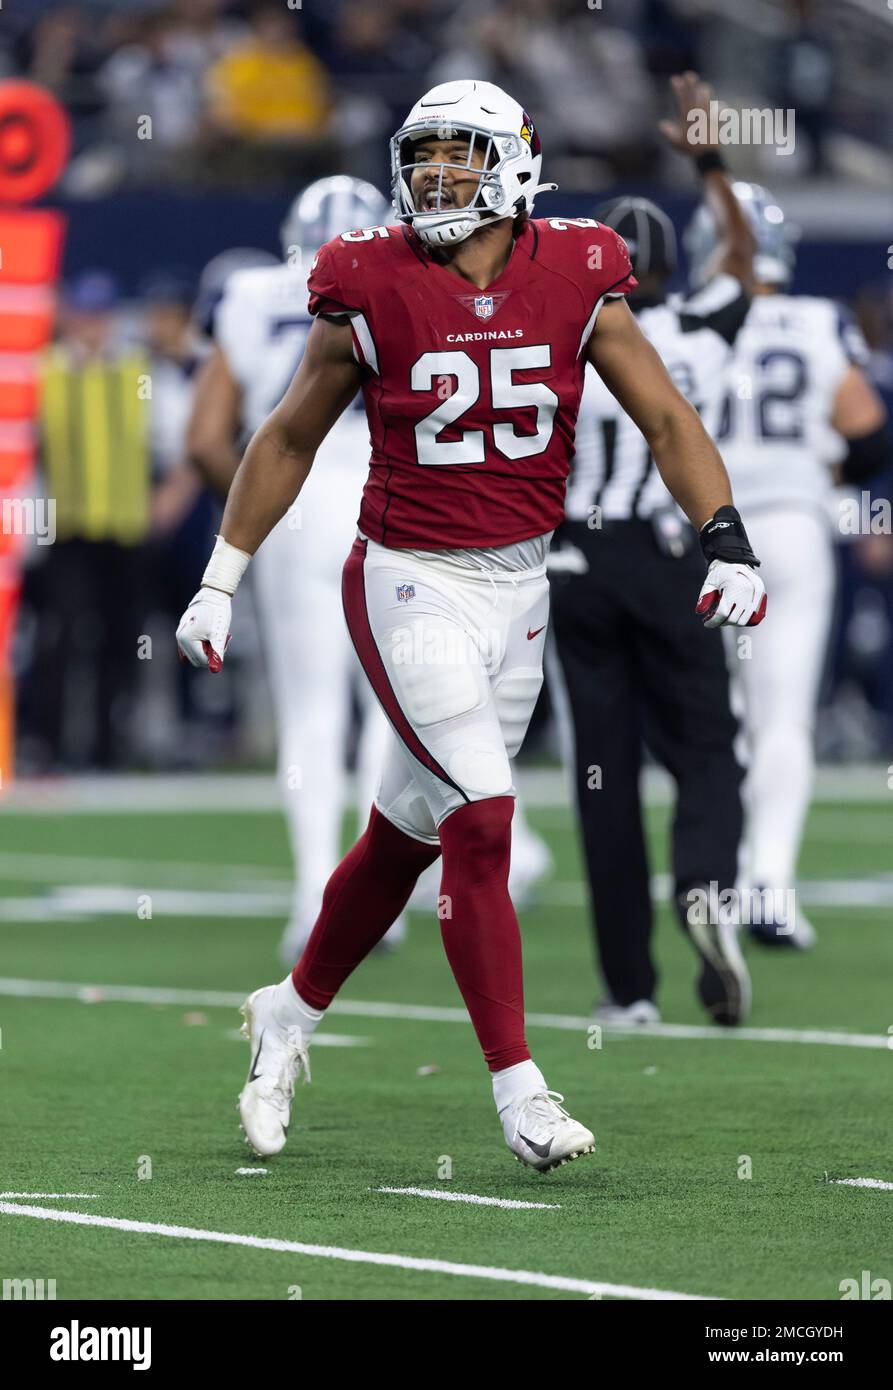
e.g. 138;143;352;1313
201;535;252;596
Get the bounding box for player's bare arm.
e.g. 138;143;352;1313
220;315;361;556
830;363;891;484
186;344;243;496
588;297;732;528
176;316;360;670
589;298;766;627
660;72;755;288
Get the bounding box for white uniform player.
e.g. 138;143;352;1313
686;183;888;946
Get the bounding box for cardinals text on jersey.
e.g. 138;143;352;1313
307;217;636;549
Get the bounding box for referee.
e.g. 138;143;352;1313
550;75;758;1026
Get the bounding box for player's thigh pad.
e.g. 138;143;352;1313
387;612;486;727
492;666;544;758
385;617;513;800
362;560;514;808
493;571;548;757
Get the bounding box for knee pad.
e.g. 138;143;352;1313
447;739;513;798
492;666;543;758
388;617;486;728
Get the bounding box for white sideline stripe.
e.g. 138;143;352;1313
830;1178;893;1191
0;1202;713;1300
0;978;887;1050
0;764;888;813
538;875;893;911
4;876;893;924
374;1186;560;1210
0;1192;98;1199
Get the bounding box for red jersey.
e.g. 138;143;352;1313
307;217;636;549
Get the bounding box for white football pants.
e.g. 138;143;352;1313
726;506;836;891
342;537;550;839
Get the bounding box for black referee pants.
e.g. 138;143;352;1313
550;519;744;1006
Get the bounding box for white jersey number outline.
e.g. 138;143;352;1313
412;345;558;466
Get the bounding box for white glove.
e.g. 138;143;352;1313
696;560;767;629
176;587;232;671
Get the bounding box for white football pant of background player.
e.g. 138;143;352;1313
725;506;834;937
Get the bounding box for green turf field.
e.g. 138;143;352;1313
0;778;891;1301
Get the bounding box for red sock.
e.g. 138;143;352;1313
292;805;440;1011
438;796;529;1072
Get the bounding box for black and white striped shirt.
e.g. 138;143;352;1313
566;274;750;522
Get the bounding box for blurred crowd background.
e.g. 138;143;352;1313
4;0;893;773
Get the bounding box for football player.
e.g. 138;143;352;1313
177;79;766;1171
685;183;891;949
187;176;552;961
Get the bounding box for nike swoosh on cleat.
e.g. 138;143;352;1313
519;1132;553;1158
248;1030;265;1082
527;626;546;640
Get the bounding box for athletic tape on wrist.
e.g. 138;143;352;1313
201;535;252;596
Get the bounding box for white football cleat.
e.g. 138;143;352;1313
238;985;310;1157
502;1090;595;1172
593;998;661;1026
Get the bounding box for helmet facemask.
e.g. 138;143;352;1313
391;121;540;247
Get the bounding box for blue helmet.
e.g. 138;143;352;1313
684;182;797;289
280;176;390;262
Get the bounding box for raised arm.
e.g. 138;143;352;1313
660;72;756;289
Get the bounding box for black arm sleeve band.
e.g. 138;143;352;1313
840;423;892;484
700;505;761;567
695;151;728;175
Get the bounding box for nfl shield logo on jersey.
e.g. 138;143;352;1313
396;583;415;603
474;295;494;320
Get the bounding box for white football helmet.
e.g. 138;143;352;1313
280;175;390;261
685;181;798;289
390;79;556;247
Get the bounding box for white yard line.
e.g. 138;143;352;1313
0;1192;98;1199
2;875;892;924
0;764;888;813
829;1178;893;1191
0;1201;714;1300
374;1187;560;1210
0;977;887;1050
537;875;893;911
